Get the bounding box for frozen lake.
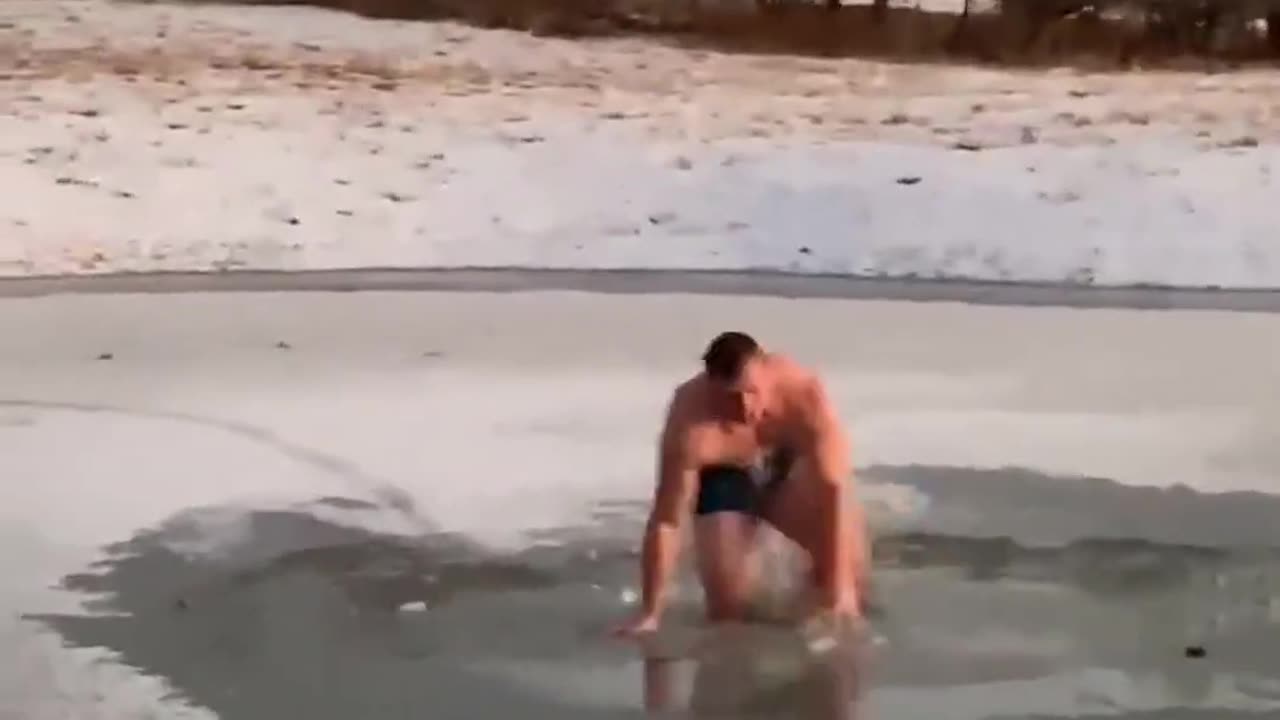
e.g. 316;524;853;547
3;286;1280;719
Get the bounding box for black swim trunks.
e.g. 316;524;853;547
694;448;796;516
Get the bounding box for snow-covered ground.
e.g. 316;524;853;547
2;0;1279;286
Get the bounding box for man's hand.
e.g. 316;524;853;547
612;610;661;638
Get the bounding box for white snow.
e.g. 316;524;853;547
2;0;1279;286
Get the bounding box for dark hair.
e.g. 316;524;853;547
701;331;760;382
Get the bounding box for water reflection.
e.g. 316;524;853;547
642;625;865;720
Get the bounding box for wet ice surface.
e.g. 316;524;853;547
21;471;1280;720
5;290;1280;720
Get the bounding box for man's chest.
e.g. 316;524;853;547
685;416;799;466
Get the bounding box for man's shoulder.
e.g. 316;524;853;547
663;375;705;424
660;377;706;457
669;374;706;404
773;357;835;421
769;354;823;393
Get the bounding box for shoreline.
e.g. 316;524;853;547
4;267;1280;312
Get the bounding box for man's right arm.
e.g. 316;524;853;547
637;394;699;624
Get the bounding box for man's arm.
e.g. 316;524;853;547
803;377;859;612
637;395;699;623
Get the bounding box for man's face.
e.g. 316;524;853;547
711;355;770;423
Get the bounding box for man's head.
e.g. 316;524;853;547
701;331;770;420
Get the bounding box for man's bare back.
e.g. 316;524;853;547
615;331;869;637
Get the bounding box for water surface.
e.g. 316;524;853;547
26;467;1280;720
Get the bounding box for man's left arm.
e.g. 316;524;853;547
804;377;860;613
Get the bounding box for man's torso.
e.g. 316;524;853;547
674;354;817;472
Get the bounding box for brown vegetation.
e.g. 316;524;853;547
149;0;1280;67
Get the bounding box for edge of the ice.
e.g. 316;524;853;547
3;266;1280;313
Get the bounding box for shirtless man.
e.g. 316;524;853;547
615;331;869;636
